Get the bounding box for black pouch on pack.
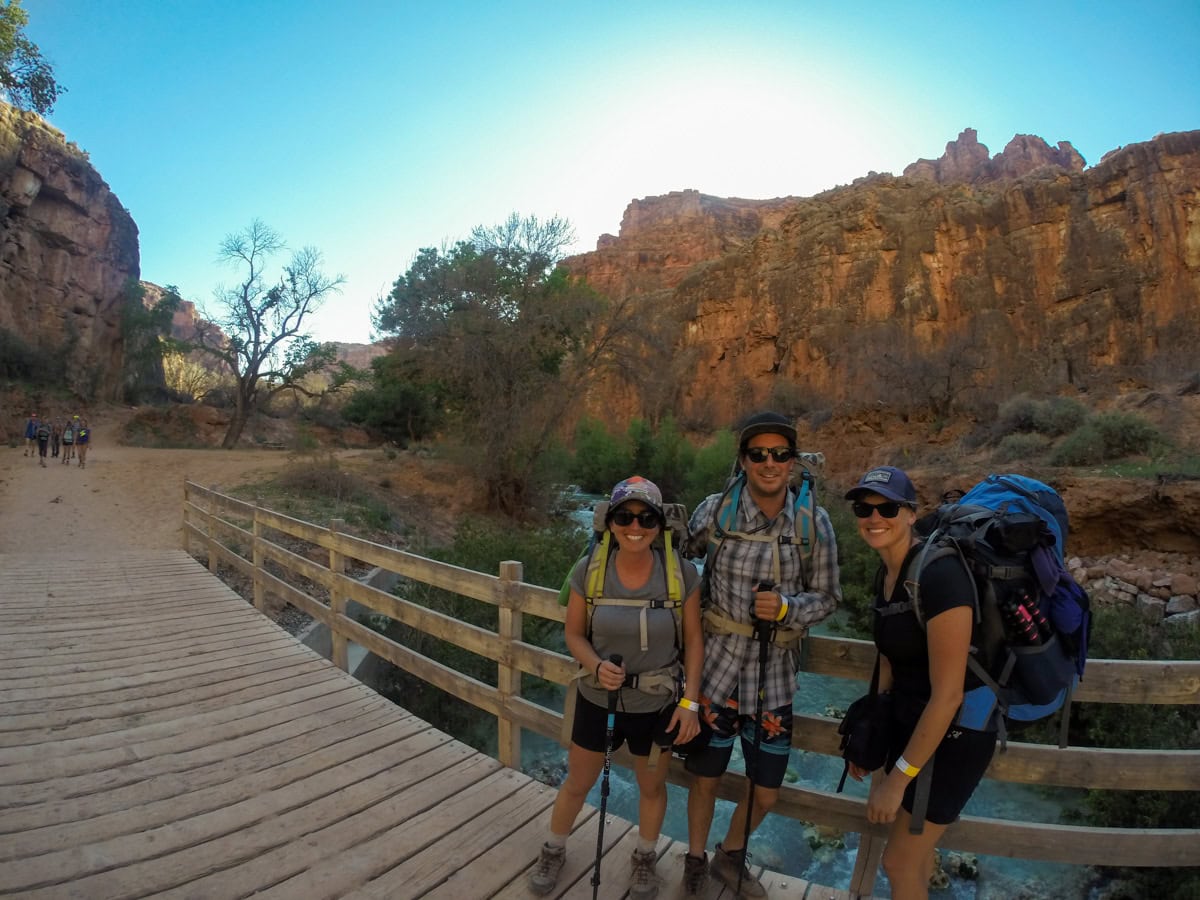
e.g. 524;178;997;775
836;655;892;791
838;691;892;772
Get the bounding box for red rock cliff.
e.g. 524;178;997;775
564;130;1200;428
0;102;139;400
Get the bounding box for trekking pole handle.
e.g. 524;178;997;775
751;581;775;612
601;654;623;695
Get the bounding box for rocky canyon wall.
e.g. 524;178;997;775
565;129;1200;429
0;102;139;400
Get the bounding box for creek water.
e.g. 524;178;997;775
537;496;1094;898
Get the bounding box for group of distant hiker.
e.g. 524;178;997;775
22;413;91;469
528;409;1090;900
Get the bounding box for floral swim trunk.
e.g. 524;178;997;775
682;695;794;788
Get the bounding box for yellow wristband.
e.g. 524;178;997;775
678;698;700;712
775;596;789;622
896;755;921;777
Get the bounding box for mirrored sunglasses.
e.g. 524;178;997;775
744;447;795;464
610;509;662;528
852;500;905;519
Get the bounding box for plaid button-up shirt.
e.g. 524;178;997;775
683;483;841;711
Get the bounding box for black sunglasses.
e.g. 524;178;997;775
852;500;906;519
611;509;662;528
743;447;795;464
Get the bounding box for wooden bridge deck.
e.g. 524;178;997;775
0;551;849;899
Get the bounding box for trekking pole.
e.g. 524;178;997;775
592;653;623;900
739;583;775;897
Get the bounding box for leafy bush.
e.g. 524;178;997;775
569;416;725;512
1031;397;1088;436
1050;412;1166;466
823;496;879;637
1049;421;1106;466
569;417;631;492
1090;411;1163;457
0;328;59;385
992;432;1051;464
1064;604;1200;897
997;395;1040;433
371;515;582;754
680;430;738;513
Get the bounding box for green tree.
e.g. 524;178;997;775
190;220;346;448
372;214;636;515
342;353;442;446
1;0;63;115
120;281;183;403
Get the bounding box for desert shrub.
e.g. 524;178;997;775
993;432;1052;464
570;416;714;510
569;417;631;492
0;328;59;385
1049;422;1106;466
1062;604;1200;897
824;495;879;637
1090;411;1164;457
1050;412;1166;466
997;395;1041;433
369;515;582;754
680;429;737;513
1031;397;1089;436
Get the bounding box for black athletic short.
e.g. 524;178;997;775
890;724;996;825
570;689;662;757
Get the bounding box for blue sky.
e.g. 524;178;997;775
25;0;1200;344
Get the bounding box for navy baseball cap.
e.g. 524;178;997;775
844;466;917;505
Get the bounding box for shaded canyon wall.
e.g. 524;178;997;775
0;102;139;400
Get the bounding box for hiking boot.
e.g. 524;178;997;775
629;848;659;900
710;843;766;898
527;843;565;895
683;852;708;896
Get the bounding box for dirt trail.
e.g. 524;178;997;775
0;441;293;554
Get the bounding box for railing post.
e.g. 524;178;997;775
497;559;524;769
182;481;190;554
329;518;349;672
251;496;265;612
849;827;885;897
207;483;219;573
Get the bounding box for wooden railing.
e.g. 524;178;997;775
182;482;1200;896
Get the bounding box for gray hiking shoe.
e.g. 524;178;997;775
528;843;565;895
710;843;766;898
683;852;708;896
629;848;660;899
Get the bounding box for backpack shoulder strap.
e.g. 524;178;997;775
902;536;973;631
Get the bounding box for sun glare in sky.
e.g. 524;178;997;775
24;0;1200;344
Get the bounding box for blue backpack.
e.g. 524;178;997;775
907;474;1092;748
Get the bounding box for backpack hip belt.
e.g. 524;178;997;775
702;608;805;650
558;663;681;748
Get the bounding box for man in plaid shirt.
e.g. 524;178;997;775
679;411;841;897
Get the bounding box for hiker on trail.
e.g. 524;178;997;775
50;419;61;458
35;418;51;467
76;419;90;468
61;418;75;464
528;476;703;900
679;411;841;898
843;466;996;900
23;414;38;457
